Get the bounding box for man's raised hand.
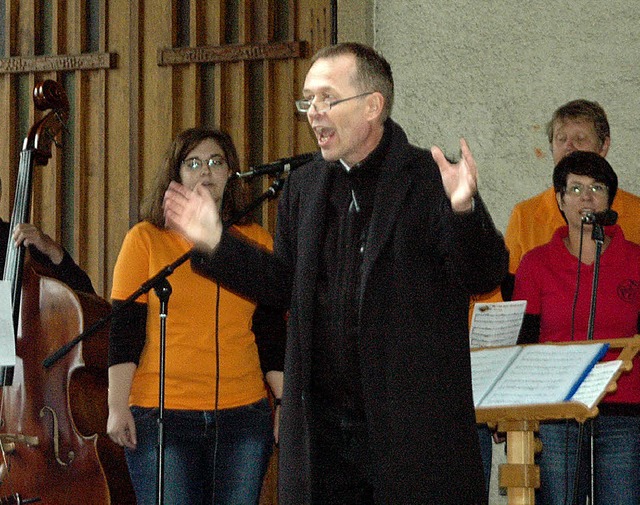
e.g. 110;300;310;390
431;138;478;213
163;181;223;251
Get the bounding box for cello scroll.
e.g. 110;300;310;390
25;80;70;165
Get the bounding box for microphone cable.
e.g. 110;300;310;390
210;184;230;504
211;281;222;503
210;178;249;502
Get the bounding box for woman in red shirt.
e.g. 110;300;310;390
514;151;640;505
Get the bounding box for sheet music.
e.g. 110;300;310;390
478;343;607;407
469;300;526;348
0;280;16;366
470;345;521;407
570;360;623;409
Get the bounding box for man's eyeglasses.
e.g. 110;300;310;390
181;157;227;172
565;183;608;197
295;92;374;113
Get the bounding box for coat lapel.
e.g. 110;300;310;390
359;154;416;304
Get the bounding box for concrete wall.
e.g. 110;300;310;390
339;0;640;233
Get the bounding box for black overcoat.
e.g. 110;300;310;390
192;120;509;504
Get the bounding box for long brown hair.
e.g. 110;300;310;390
141;128;250;227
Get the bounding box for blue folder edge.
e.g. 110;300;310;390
564;342;610;401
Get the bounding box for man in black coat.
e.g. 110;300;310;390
164;42;508;504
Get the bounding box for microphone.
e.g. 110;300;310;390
234;152;315;179
581;209;618;226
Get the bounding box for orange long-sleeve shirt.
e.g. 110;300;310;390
111;221;274;410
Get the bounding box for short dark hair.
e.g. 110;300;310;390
553;150;618;207
312;42;394;121
140;128;250;227
546;99;610;146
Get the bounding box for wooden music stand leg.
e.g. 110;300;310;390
497;420;541;505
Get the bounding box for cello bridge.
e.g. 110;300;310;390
0;434;39;451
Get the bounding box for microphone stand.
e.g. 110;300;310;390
227;174;285;225
586;222;605;339
42;174;287;504
42;251;190;368
585;221;605;505
154;278;171;505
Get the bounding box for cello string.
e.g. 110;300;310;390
0;150;30;501
0;150;28;494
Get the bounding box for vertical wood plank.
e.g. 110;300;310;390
203;1;224;129
0;1;18;220
294;0;328;154
126;0;141;227
35;0;64;251
141;0;173;200
262;0;300;232
105;0;134;297
18;1;38;230
68;0;88;271
171;0;198;131
82;0;108;292
222;0;251;170
254;0;273;227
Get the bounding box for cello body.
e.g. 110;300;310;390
0;262;110;504
0;80;135;504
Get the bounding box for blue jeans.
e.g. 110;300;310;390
477;424;492;498
125;399;274;505
537;415;640;505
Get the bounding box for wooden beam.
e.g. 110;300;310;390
157;41;306;66
0;53;117;74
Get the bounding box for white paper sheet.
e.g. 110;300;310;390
469;300;526;348
0;280;16;366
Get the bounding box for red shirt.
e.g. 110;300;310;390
514;225;640;403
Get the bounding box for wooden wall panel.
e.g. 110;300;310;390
84;0;108;292
70;0;89;275
0;76;16;220
105;0;134;294
0;3;18;222
140;0;173;203
0;0;13;218
17;2;37;232
171;4;197;132
202;2;225;128
83;71;107;291
35;1;63;246
0;0;333;300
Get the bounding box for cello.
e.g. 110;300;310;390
0;80;134;504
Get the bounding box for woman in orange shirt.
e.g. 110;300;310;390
107;128;285;504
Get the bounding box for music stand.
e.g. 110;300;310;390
475;335;640;505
